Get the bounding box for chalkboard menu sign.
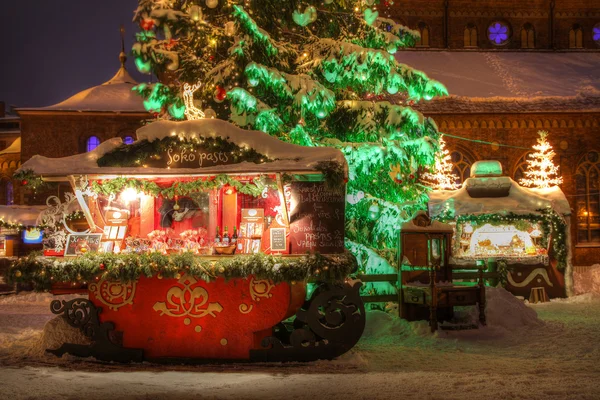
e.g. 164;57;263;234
289;181;345;254
145;143;238;169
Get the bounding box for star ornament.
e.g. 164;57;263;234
488;23;508;44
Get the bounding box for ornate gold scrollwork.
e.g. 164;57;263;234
250;278;275;302
238;277;275;315
153;275;223;319
89;279;136;311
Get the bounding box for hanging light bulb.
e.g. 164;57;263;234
189;5;202;21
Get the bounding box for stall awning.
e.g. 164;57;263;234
428;177;571;218
18;119;347;178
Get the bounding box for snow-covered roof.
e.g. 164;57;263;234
0;205;45;227
429;177;571;218
397;51;600;113
17;66;147;113
18;119;346;177
0;138;21;155
401;211;454;233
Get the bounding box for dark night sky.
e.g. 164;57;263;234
0;0;147;109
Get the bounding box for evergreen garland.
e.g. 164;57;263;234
7;251;357;290
434;209;568;270
13;169;47;191
91;174;276;199
97;136;272;168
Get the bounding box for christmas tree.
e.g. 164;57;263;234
421;135;459;190
520;130;563;189
132;0;448;274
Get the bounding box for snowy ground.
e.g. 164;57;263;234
1;267;599;400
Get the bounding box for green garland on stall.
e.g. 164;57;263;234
434;208;568;270
6;251;357;290
91;174;276;199
13;169;47;191
97;136;273;168
0;219;46;232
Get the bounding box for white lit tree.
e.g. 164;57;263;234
519;130;563;189
421;135;459;190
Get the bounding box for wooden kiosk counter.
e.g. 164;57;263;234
8;119;364;363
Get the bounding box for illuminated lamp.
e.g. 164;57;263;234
121;188;141;204
189;5;202;21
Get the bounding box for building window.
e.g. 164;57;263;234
488;22;510;46
450;149;474;187
464;24;478;47
0;178;13;206
576;151;600;244
593;23;600;46
513;152;532;183
521;23;535;48
87;136;101;152
123;136;135;145
416;22;430;47
569;24;583;49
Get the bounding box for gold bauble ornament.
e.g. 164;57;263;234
14;270;22;278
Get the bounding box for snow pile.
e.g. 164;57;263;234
573;264;600;296
29;316;91;357
483;286;542;331
361;287;541;345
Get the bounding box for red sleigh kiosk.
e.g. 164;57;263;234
10;119;364;363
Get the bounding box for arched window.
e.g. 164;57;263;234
464;24;478;47
593;23;600;46
416;22;430;47
0;178;13;206
450;148;475;187
513;152;533;183
488;21;510;46
87;136;101;152
569;24;583;49
576;151;600;244
123;136;135;145
521;23;535;48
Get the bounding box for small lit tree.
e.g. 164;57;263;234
519;130;563;189
421;135;459;190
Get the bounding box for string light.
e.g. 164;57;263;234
519;131;563;189
421;135;460;190
183;82;206;120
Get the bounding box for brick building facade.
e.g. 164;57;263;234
390;0;600;50
13;56;148;205
391;0;600;266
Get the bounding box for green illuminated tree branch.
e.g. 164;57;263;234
133;0;448;274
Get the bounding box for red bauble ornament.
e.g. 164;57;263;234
208;55;215;61
408;100;416;106
140;19;155;31
214;86;227;102
99;263;105;270
21;180;28;186
409;174;415;180
395;178;403;184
